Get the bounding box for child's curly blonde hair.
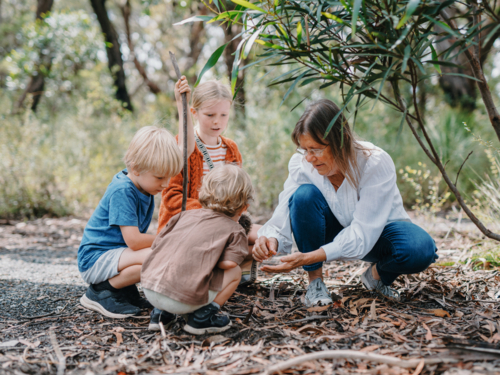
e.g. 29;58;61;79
198;164;253;217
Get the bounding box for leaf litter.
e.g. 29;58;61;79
1;217;500;374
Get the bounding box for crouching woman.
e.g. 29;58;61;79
254;99;438;306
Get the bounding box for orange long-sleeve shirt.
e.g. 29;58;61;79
157;135;243;233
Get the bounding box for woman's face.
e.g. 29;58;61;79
298;133;338;176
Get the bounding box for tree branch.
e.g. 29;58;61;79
440;8;500;143
403;62;500;242
264;350;457;374
120;0;161;94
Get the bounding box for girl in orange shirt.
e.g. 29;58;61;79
157;77;259;285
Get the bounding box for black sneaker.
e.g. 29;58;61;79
80;284;141;318
120;284;153;310
183;304;231;335
148;308;176;331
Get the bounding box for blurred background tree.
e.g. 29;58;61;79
0;0;499;229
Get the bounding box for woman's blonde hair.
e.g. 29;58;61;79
292;99;370;188
192;80;232;110
124;126;183;177
198;164;254;217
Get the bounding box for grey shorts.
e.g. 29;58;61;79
80;247;127;285
143;288;218;315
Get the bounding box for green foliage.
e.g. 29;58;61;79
5;10;103;90
0;87;179;219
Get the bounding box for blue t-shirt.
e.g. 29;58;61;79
77;169;154;272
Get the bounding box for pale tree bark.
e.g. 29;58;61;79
120;0;161;95
183;3;208;84
15;0;54;112
90;0;133;111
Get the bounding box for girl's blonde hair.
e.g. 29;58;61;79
124;126;183;177
192;80;232;110
292;99;370;189
198;164;254;217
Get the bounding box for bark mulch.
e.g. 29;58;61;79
1;218;500;374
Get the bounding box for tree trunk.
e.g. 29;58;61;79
184;4;208;84
14;0;54;112
120;0;161;95
223;20;246;127
90;0;133;111
435;2;500;112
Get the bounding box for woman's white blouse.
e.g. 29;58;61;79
258;141;411;262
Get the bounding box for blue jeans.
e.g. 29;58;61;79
289;184;438;286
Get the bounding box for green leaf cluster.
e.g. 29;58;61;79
188;0;488;133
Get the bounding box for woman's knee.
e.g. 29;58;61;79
289;184;323;212
402;234;437;272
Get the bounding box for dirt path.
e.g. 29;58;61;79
1;215;500;374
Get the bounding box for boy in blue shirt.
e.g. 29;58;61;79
78;126;183;318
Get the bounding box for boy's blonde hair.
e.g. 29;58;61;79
192;80;232;110
124;126;183;177
199;164;254;217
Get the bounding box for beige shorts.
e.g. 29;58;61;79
143;288;218;315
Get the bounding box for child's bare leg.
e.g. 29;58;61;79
213;266;241;306
109;247;152;289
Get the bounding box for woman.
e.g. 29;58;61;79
254;99;437;306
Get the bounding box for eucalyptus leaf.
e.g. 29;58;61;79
194;43;228;87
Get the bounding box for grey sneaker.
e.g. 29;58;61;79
361;265;400;300
304;278;333;307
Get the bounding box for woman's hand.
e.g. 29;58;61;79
260;252;307;273
253;236;278;262
260;248;327;274
174;76;191;105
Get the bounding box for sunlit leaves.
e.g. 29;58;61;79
231;0;267;13
396;0;421;29
194;43;228;87
189;0;486;118
6;11;103;88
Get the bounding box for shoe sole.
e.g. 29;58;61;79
80;295;137;319
148;323;160;331
183;320;232;335
304;298;333;308
239;260;258;286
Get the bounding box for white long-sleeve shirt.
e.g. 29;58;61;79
258;141;411;262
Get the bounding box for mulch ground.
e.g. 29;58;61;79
1;217;500;374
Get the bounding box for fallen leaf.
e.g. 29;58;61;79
114;332;123;346
429;308;450;318
422;322;433;341
360;345;380;352
370;300;377;320
412;359;425;375
0;340;19;347
306;305;330;312
201;335;230;347
297;324;323;334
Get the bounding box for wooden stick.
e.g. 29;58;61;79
49;330;66;375
169;52;188;211
264;350;457;374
